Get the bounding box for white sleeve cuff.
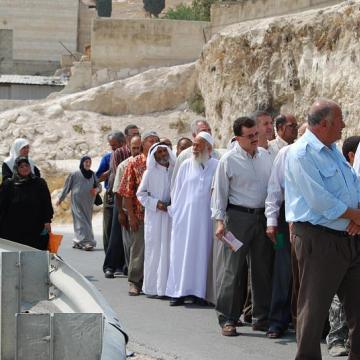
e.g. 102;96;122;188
266;217;278;227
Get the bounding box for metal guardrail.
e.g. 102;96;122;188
0;239;127;360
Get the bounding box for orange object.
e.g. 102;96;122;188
48;233;63;253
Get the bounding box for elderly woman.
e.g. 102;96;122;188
0;157;53;250
57;156;101;251
2;138;40;182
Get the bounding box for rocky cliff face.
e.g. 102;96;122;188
198;0;360;144
2;1;358;165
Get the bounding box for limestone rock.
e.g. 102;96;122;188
0;62;198;168
60;62;197;115
0;107;198;165
197;1;360;145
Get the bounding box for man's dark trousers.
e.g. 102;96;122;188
216;208;274;326
268;205;292;333
294;222;360;360
103;190;113;253
103;205;125;273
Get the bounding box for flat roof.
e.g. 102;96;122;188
0;75;66;86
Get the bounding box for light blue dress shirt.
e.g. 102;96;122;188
285;129;360;231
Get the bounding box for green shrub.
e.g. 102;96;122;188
164;0;219;21
164;4;198;21
188;92;205;115
73;124;85;135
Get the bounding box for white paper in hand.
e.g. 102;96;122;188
222;231;243;252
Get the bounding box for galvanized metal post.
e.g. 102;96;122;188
0;251;49;360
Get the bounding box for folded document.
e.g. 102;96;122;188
222;231;243;252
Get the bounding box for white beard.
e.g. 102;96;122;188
192;151;210;167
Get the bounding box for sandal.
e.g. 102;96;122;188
221;323;238;337
83;244;94;251
266;329;285;339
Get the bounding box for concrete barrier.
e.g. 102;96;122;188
0;239;127;360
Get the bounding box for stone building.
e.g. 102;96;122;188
0;0;79;76
0;0;192;76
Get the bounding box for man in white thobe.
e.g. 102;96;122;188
166;132;219;306
136;143;175;297
171;119;221;187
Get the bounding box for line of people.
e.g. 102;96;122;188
94;99;360;360
1;97;359;359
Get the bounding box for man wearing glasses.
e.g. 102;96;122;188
268;114;299;155
265;114;298;339
212;116;273;336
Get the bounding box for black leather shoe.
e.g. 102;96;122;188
169;297;185;306
104;270;114;279
252;320;269;332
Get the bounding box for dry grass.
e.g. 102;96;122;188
169;116;190;134
43;172;73;224
45;173;68;193
44;171;103;224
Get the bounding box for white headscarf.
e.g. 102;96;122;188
147;143;176;170
4;138;36;173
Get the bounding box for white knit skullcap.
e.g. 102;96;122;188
197;131;214;146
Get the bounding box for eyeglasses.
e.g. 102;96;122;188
240;132;259;140
285;123;298;129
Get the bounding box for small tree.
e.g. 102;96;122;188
164;3;197;20
96;0;112;17
143;0;165;18
192;0;215;21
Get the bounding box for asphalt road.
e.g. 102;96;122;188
53;218;334;360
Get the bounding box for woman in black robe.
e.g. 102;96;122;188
0;157;53;250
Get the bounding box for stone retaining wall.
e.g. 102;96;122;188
211;0;342;34
91;18;211;70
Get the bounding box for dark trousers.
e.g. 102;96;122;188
294;222;360;360
268;208;292;332
242;263;252;322
216;209;274;326
291;242;300;329
102;191;113;253
102;205;125;273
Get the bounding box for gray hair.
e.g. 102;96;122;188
250;110;271;123
308;106;334;126
108;131;126;144
190;119;209;136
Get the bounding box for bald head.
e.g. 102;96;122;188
308;99;340;127
307;98;344;146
